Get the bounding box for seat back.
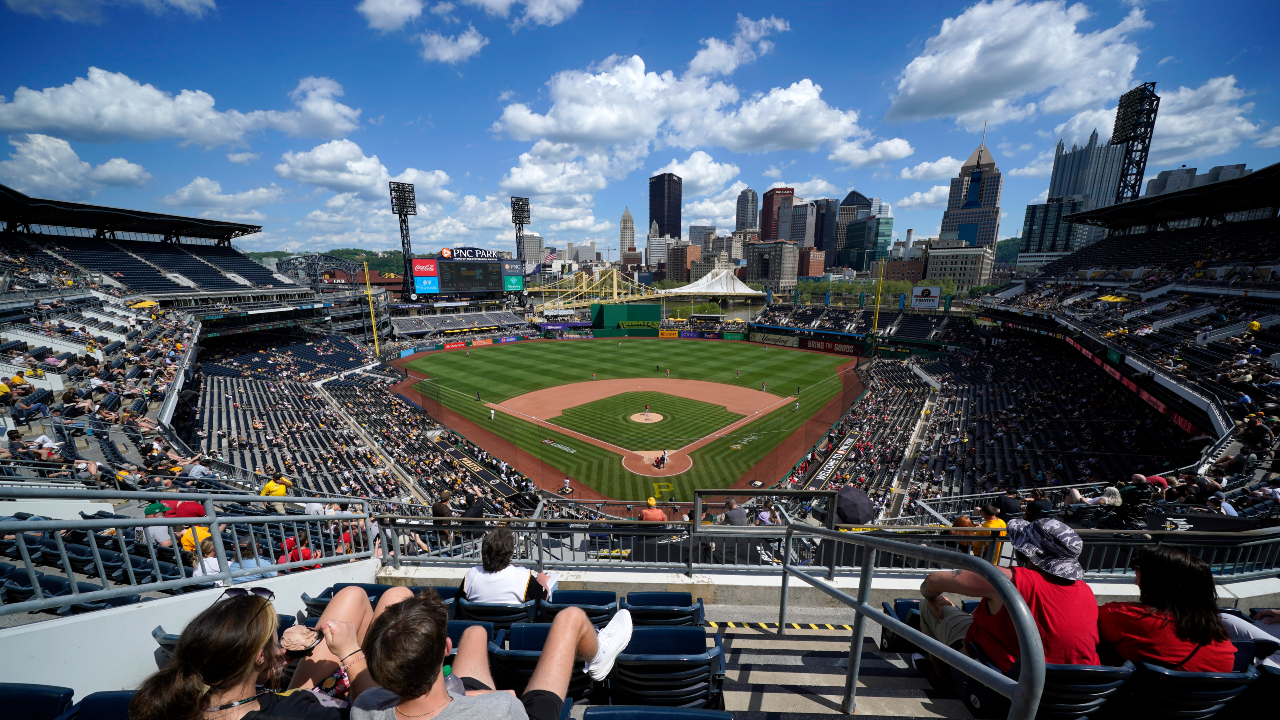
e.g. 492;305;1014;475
582;707;733;720
613;627;724;708
538;590;618;626
489;623;593;700
879;598;922;654
0;682;75;720
455;596;536;629
1114;662;1259;719
956;643;1135;720
622;593;703;626
447;620;495;647
54;690;136;720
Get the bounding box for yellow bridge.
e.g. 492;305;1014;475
533;268;662;311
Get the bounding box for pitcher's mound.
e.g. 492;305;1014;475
629;413;663;423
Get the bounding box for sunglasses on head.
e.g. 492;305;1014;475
221;587;276;601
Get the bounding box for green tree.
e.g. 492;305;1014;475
995;236;1020;265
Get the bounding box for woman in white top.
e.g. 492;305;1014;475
1066;486;1122;507
190;537;225;586
461;529;552;604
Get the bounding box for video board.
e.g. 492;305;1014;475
412;250;523;294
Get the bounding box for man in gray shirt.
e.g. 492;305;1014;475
722;498;750;526
353;590;633;720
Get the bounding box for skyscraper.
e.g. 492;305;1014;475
649;172;682;240
735;188;758;231
619;206;635;250
688;225;716;248
940;142;1003;247
1048;129;1125;205
760;187;795;241
788;202;817;247
813;198;839;252
830;191;872;269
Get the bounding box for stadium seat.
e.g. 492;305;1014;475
538;590;618;627
54;583;141;615
301;584;457;617
488;623;593;701
879;599;923;654
51;691;135;720
620;592;705;626
0;683;75;720
583;708;732;720
1099;661;1258;719
951;642;1135;720
447;620;495;648
611;626;725;708
455;596;536;629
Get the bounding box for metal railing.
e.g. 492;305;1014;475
0;486;376;615
777;524;1044;718
909;482;1107;522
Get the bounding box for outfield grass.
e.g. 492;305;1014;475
550;391;743;452
407;339;848;500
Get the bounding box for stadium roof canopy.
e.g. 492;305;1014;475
1065;161;1280;230
661;268;764;296
0;182;261;243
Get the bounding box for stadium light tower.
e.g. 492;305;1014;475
511;196;530;269
389;182;417;300
1110;82;1161;205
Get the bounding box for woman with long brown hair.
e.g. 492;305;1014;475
130;585;411;720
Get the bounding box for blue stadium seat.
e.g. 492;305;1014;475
51;690;135;720
455;596;536;629
54;583;141;615
879;598;924;653
620;592;705;626
952;642;1134;720
611;627;725;708
0;683;75;720
1104;661;1258;719
488;623;594;701
447;620;495;647
301;584;457;617
538;590;617;627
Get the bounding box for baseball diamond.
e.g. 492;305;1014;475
398;338;856;500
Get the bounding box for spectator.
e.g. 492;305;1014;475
972;504;1006;560
1209;492;1239;517
1067;486;1122;506
1023;488;1054;521
431;490;453;547
460;528;552;604
179;523;211;553
638;497;666;522
141;502;174;548
353;589;634;720
1098;545;1236;672
756;499;780;526
282;531;320;570
190;538;223;586
722;498;749;526
918;518;1100;674
260;473;292;513
996;487;1023;521
229;540;278;583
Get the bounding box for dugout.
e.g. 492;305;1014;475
591;303;661;329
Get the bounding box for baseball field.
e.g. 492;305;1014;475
403;338;853;501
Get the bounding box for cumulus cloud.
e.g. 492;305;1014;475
1258;126;1280;149
161;176;283;221
770;178;838;200
274;138;456;204
4;0;214;23
829;138;914;168
357;0;423;31
888;0;1150;129
419;25;488;63
0;133;150;199
899;155;961;180
653;151;739;197
227;152;259;164
1009;150;1055;177
896;185;950;209
0;68;360;146
687;14;789;78
682;181;747;228
462;0;581;27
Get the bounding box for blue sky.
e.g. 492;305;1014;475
1;0;1277;257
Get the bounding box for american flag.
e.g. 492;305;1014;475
544;250;556;263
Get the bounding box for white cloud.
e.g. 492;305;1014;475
274;138;456;203
419;25;488;63
161;177;283;217
357;0;423;31
85;156;151;186
0;133;150;199
770;178;838;200
1009;150;1054;177
4;0;214;23
899;155;961;180
896;185;950;209
430;1;456;19
1258;126;1280;149
653;151;739;197
687;14;789;78
683;181;748;228
829;138;914;168
888;1;1150;129
1158;55;1176;67
1031;188;1049;203
1052;107;1115;146
462;0;581;27
0;68;360;146
226;151;259;164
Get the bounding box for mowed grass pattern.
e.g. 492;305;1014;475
407;339;849;500
550;391;743;452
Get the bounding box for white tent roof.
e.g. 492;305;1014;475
660;268;764;296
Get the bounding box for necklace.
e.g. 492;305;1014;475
395;694;452;718
204;690;270;713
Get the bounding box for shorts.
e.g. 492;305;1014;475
460;676;563;720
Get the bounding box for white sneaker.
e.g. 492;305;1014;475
585;608;633;680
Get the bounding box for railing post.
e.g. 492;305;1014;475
206;498;231;579
778;527;792;635
842;548;877;714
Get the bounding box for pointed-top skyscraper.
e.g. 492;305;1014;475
620;207;635;250
939;137;1003;247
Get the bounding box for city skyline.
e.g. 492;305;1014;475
0;1;1275;258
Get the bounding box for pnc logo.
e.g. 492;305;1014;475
440;248;453;258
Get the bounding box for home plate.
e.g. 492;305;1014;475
630;413;663;423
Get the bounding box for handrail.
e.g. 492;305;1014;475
778;524;1044;718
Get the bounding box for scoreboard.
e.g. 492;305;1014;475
412;249;523;295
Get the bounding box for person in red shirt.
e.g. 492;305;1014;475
919;518;1099;673
1098;545;1236;672
281;530;321;570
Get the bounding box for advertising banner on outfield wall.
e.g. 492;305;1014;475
802;338;863;356
400;349;415;358
471;339;493;346
498;336;520;343
722;332;745;341
444;341;466;349
679;331;700;338
749;331;799;347
659;330;679;338
701;332;722;339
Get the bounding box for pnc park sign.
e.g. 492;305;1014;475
439;247;501;260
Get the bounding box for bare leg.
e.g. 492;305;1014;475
1066;489;1083;504
290;585;412;690
524;607;598;699
450;624;497;689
